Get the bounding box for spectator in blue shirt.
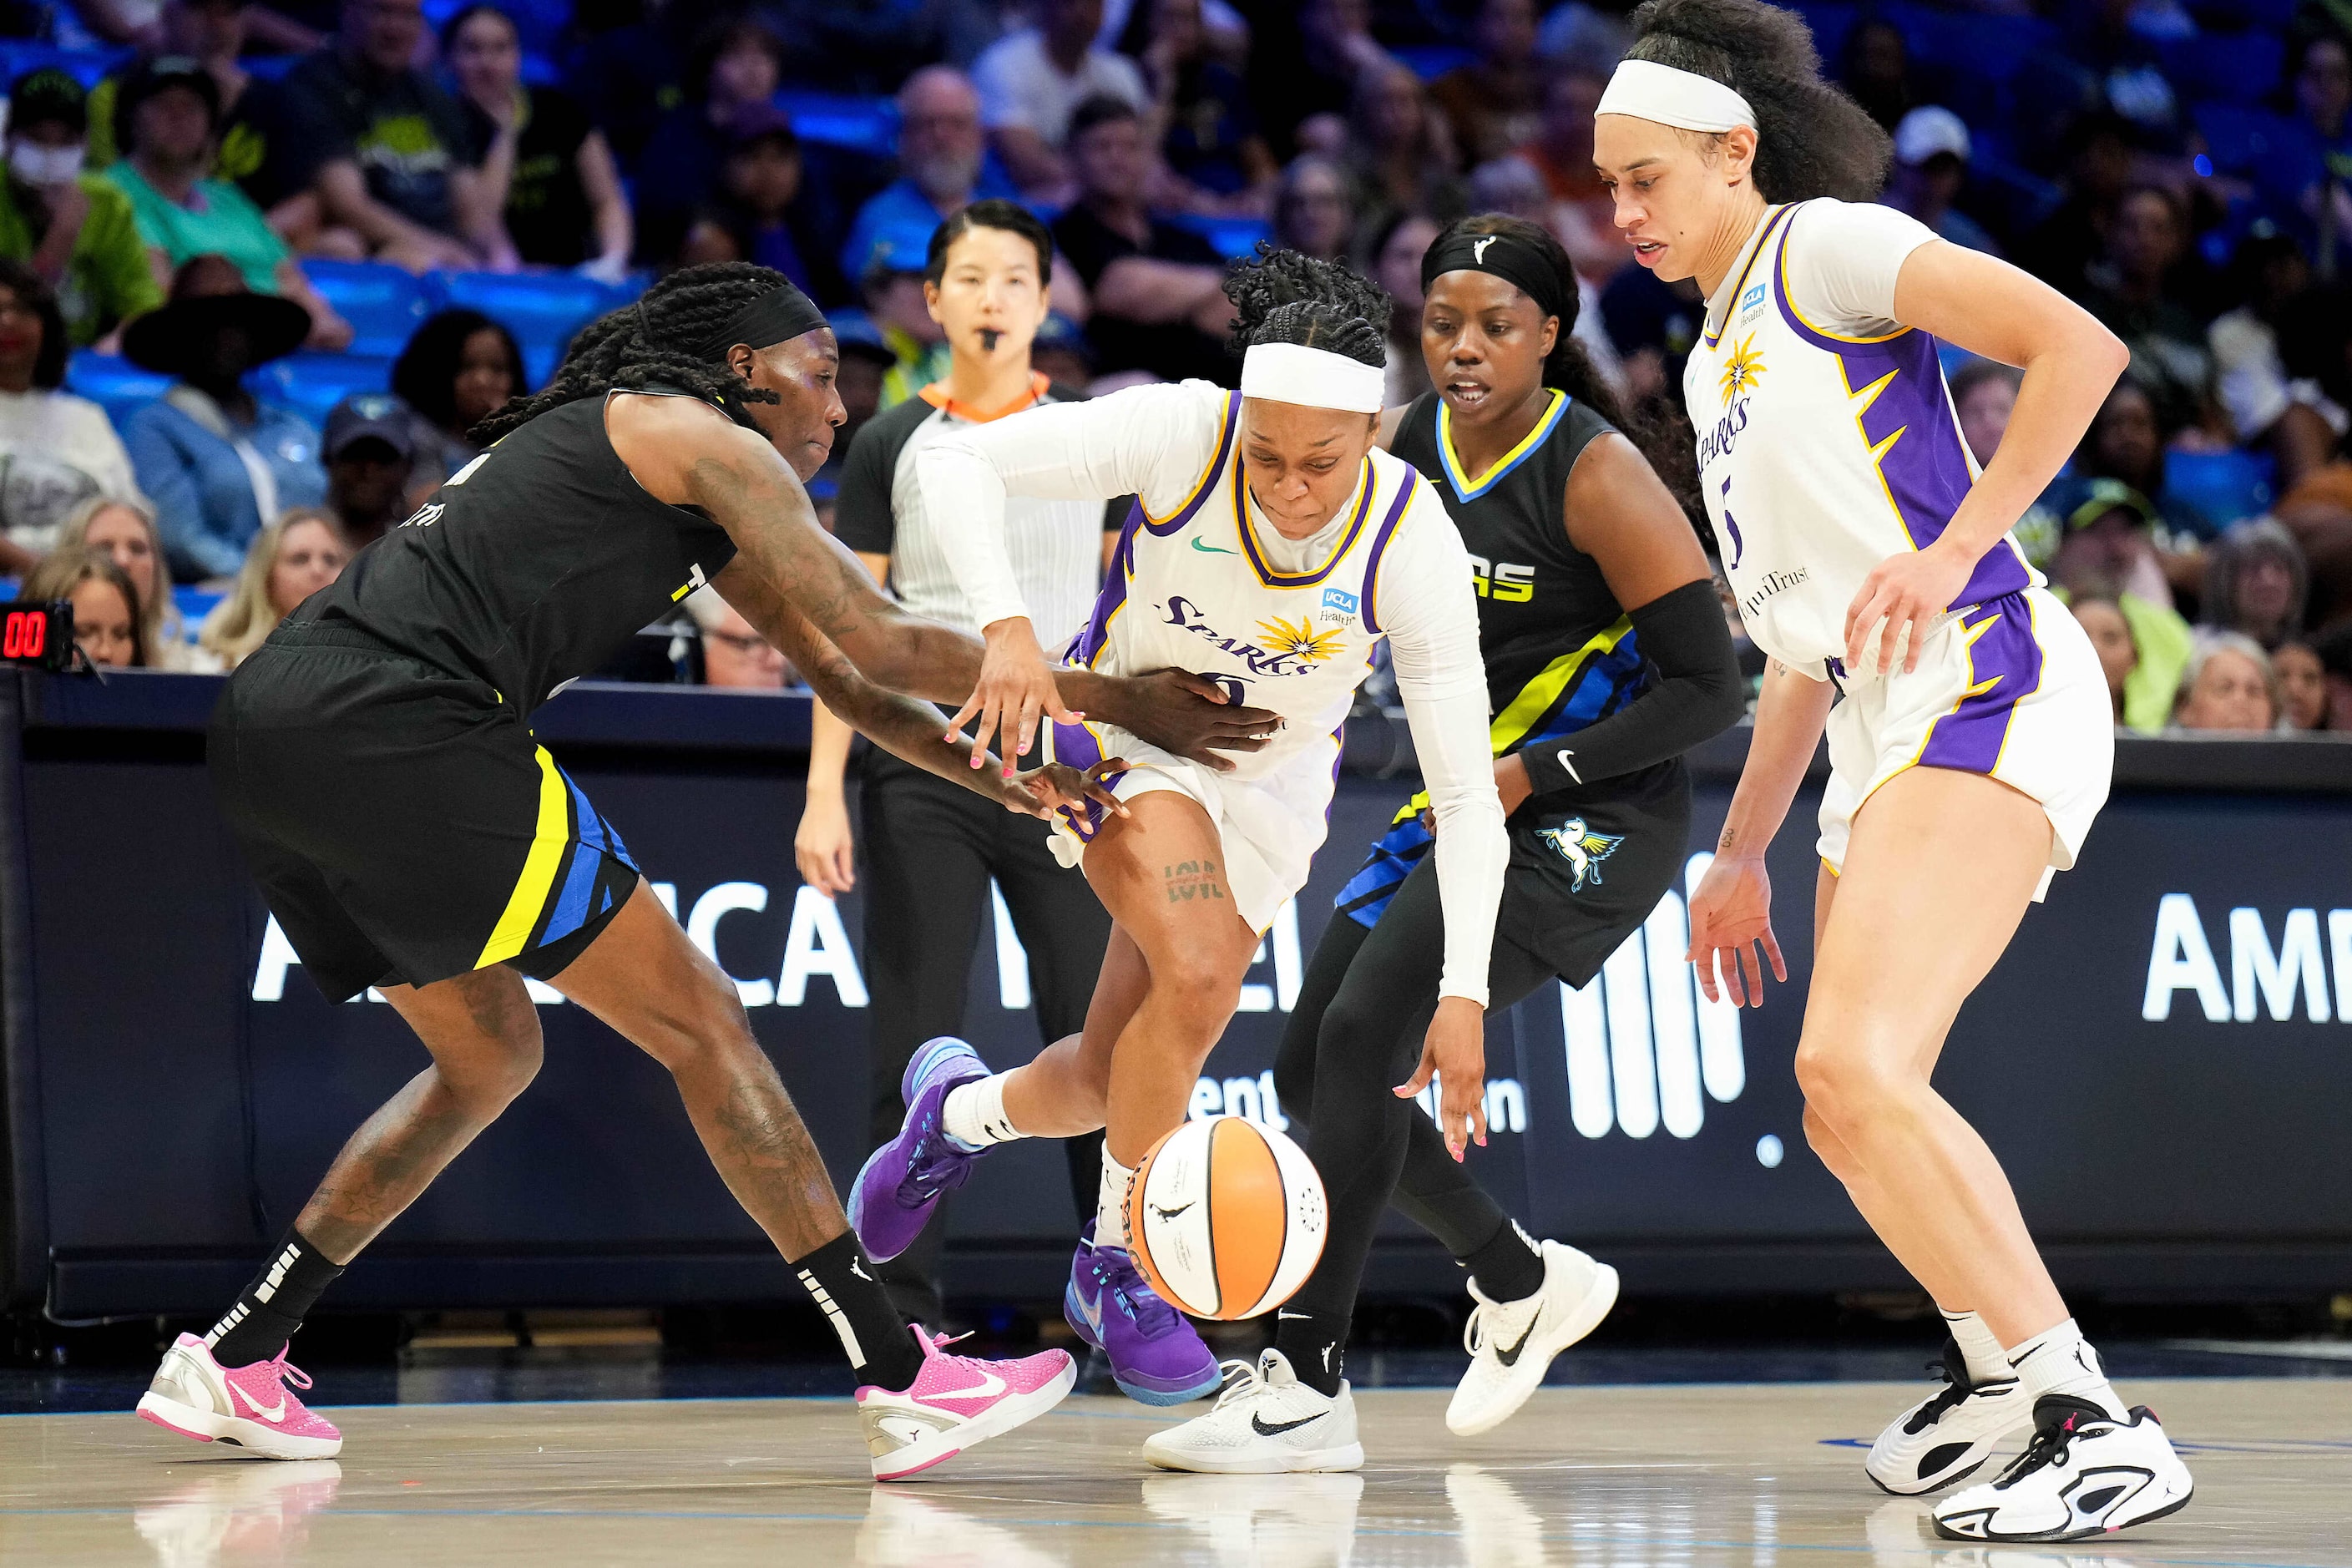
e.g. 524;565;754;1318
838;67;1019;285
121;254;325;580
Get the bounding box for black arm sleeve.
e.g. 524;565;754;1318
1520;577;1745;792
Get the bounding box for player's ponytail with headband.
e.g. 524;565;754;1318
1624;0;1889;202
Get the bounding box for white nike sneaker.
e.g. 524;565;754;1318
1867;1338;2033;1495
1933;1397;2194;1542
1142;1350;1364;1474
1446;1238;1619;1436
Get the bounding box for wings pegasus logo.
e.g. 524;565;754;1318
1537;817;1625;892
1718;334;1767;407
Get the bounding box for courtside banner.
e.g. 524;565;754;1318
7;675;2349;1314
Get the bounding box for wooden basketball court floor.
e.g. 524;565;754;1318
1;1378;2345;1567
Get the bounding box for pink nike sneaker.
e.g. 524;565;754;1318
856;1328;1076;1480
136;1333;342;1459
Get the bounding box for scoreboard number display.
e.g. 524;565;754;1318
2;600;74;670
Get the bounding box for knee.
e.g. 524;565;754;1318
448;1029;543;1117
1149;952;1242;1041
1793;1038;1911;1137
636;973;762;1076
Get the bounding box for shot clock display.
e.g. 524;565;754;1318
2;599;73;670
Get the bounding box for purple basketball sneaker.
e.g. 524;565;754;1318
1065;1223;1222;1406
849;1037;992;1263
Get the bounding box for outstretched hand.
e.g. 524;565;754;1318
948;618;1080;776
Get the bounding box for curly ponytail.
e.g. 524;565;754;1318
471;261;792;443
1624;0;1890;202
1223;243;1390;367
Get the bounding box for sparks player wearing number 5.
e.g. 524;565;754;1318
1597;0;2188;1540
849;247;1508;1422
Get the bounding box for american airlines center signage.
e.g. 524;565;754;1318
8;675;2349;1314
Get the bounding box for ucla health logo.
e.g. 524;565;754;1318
1560;853;1748;1141
1321;587;1358;615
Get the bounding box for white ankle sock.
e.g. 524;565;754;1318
940;1074;1020;1152
1095;1150;1136;1251
2005;1318;2126;1419
1940;1308;2011;1386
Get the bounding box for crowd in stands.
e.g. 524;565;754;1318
0;0;2344;731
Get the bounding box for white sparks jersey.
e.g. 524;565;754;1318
1684;200;2038;679
1064;389;1427;781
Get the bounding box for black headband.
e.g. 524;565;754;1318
690;281;830;362
1420;229;1573;329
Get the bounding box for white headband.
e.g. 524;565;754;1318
1238;341;1386;414
1596;58;1756;134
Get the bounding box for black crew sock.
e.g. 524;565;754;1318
1460;1219;1545;1303
1274;1309;1350;1397
792;1231;925;1392
206;1227;345;1368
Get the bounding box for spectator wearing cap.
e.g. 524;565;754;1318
121;254;325;579
1884;107;2000;257
0;260;142;571
2047;478;2183;612
321;392;412;548
973;0;1149;200
389;305;522;488
837;68;1021;286
106;57;352;348
2172;630;2280;732
443;3;632;282
0;69;164;349
1428;0;1540;169
1049;95;1231;384
635;14;788;266
86;1;315;245
280;0;497;271
857;223;951;409
678;107;845;305
2199;516;2309;650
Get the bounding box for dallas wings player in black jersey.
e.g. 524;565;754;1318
134;263;1279;1482
1142;217;1746;1471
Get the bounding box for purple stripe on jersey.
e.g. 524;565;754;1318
1144;391;1242;536
1357;473;1420;634
1068;501;1143;665
1769;215;2031;611
1046;718;1124;841
1916;595;2044;776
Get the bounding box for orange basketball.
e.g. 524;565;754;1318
1124;1115;1327;1320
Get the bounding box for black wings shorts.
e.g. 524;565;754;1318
210;624;641;1003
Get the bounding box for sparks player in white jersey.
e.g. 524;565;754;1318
847;248;1507;1419
1594;0;2189;1543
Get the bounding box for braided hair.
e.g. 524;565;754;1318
1438;214;1700;519
471;262;792;443
1223;243;1389;370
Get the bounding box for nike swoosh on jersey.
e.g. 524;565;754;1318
918;1367;1007;1405
1252;1411;1325;1436
1554;748;1583;784
1191;539;1237;554
229;1381;288;1424
1492;1320;1540;1368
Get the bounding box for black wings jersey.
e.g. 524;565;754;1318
304;389;738;711
1390;388;1652;761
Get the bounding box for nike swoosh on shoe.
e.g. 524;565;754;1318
1251;1412;1323;1436
1492;1321;1539;1368
920;1368;1008;1405
230;1383;288;1424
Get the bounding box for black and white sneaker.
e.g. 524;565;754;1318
1932;1396;2193;1541
1866;1338;2032;1495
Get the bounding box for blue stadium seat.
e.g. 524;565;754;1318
0;43;134;89
2158;31;2286;107
298;260;438;360
1166;214;1276;261
422;0;569;54
436;270;625;389
172;584;223;630
64;352;171;428
2166;448;2274;530
1393;45;1474;81
776;93;899;159
255;353;397;429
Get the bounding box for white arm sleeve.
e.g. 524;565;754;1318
1782;200;1942;339
1375;483;1508;1006
912;381;1230;631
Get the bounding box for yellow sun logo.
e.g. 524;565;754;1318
1719;334;1766;407
1257;614;1345;663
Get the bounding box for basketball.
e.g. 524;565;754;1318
1124;1116;1328;1321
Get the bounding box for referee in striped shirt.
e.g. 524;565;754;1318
797;200;1123;1325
